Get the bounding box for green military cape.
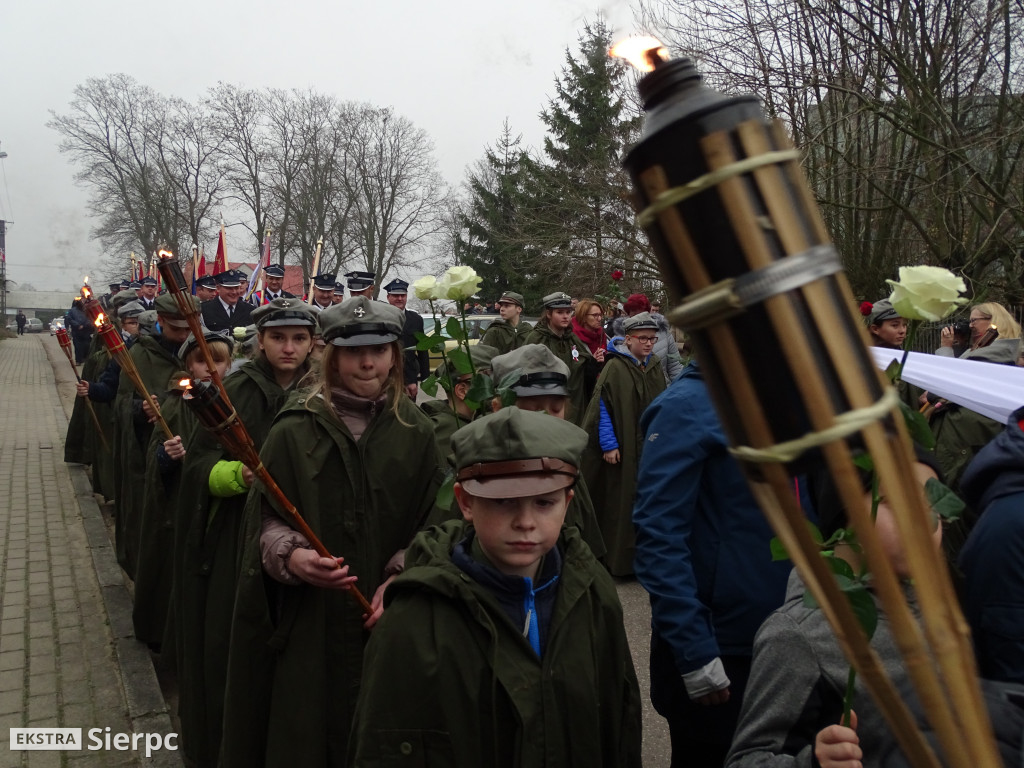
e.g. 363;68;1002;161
349;520;643;768
63;334;108;466
220;390;444;768
133;389;195;648
172;355;307;767
581;349;666;576
479;317;532;355
420;398;473;460
113;334;181;578
524;323;598;425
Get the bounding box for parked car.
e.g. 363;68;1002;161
49;317;66;335
419;314;500;369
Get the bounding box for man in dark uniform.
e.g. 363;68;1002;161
130;280;143;300
195;275;218;302
333;281;346;305
201;269;254;332
384;278;430;399
310;273;336;311
138;276;159;311
261;264;295;302
345;270;376;299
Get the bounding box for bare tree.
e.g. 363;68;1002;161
49;75;179;275
640;0;1024;302
340;105;450;297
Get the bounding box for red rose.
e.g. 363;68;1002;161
611;269;624;281
859;301;873;317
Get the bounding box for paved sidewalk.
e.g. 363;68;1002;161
0;334;179;768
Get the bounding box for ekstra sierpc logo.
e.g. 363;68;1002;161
10;728;178;756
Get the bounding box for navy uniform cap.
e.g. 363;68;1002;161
129;281;142;289
334;282;346;295
541;291;573;309
196;275;216;289
119;279;131;289
108;282;121;292
344;270;376;290
320;296;402;347
215;270;243;287
383;278;409;295
451;407;587;498
140;276;159;287
312;273;336;290
264;264;285;278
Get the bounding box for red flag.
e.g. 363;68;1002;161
197;248;207;277
213;224;228;275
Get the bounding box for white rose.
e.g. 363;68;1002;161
885;266;967;322
412;275;439;301
442;266;482;301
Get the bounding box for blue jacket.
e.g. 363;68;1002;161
958;406;1024;684
633;362;796;672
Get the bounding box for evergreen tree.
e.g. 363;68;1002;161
536;18;656;297
456;121;552;310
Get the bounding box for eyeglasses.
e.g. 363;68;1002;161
587;311;603;318
968;316;992;325
629;335;658;344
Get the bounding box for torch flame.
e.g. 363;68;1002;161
84;276;89;283
94;313;105;327
610;36;669;72
82;285;92;299
159;249;174;260
179;378;192;390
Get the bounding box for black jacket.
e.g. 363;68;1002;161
401;308;430;384
201;299;253;332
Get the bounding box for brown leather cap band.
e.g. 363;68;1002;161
456;457;578;482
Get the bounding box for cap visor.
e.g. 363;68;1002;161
513;383;569;397
461;471;575;499
162;317;191;329
329;331;399;347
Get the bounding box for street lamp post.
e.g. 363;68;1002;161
0;146;8;325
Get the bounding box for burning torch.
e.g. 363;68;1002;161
614;39;996;766
91;311;173;440
158;249;371;612
180;378;373;614
55;326;109;452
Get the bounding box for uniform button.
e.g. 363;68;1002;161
248;568;256;576
400;742;413;755
200;564;210;574
298;398;305;404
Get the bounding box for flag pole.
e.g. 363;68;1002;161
307;237;323;304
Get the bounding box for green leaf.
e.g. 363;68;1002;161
807;520;824;545
446;316;466;341
498;388;519;408
446;347;472;375
898;399;936;450
465;372;495;405
432;318;443;337
496;368;524;391
416;334;443;352
852;452;874;472
435;473;455;512
414;330;431;344
825;555;856;581
420;375;439;398
924;477;965;523
884;359;902;384
844;583;879;640
769;537;790;562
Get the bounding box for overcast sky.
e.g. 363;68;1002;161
0;0;640;292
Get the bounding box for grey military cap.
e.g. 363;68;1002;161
490;344;570;397
320;296;403;347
